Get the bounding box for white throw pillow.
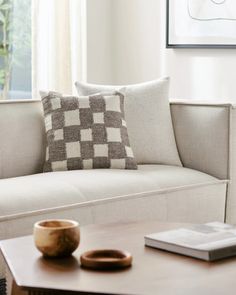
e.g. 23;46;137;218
75;77;182;166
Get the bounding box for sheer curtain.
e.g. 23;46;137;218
32;0;87;98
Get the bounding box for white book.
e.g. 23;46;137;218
144;222;236;261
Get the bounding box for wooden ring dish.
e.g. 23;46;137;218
80;249;132;270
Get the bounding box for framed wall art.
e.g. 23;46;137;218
166;0;236;48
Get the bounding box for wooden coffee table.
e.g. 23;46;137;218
1;221;236;295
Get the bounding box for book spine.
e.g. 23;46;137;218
209;245;236;261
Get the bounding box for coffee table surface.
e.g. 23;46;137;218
1;221;236;295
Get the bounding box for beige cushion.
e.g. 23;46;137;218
0;164;225;220
75;78;182;166
0;164;227;279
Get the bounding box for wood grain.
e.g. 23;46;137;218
2;221;236;295
80;249;132;270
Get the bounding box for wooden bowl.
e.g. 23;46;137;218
34;219;80;258
80;249;132;270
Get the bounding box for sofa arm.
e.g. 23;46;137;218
170;100;236;224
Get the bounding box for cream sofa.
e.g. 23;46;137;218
0;99;235;280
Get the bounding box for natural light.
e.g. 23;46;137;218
0;0;31;99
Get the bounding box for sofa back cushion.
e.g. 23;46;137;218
0;100;46;179
0;85;182;179
0;99;232;180
75;78;182;166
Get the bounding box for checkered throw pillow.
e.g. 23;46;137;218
41;91;137;171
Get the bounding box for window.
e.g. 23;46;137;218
0;0;31;100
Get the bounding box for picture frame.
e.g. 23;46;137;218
166;0;236;48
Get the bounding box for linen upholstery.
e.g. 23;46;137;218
170;101;236;224
75;78;182;166
0;165;227;280
41;91;137;171
171;102;230;179
0;165;225;221
0;99;235;222
227;108;236;225
0;100;45;179
0;165;227;279
0;99;233;280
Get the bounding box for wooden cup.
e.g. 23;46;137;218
34;219;80;258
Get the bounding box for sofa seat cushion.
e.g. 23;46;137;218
0;165;226;221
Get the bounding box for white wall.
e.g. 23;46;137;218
86;0;162;85
86;0;113;84
160;1;236;101
163;48;236;101
111;0;162;85
86;0;236;101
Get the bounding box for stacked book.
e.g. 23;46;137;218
145;222;236;261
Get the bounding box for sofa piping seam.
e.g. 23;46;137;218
0;180;228;222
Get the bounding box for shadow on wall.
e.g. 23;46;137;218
165;48;236;102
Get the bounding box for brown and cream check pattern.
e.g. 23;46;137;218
41;91;137;171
